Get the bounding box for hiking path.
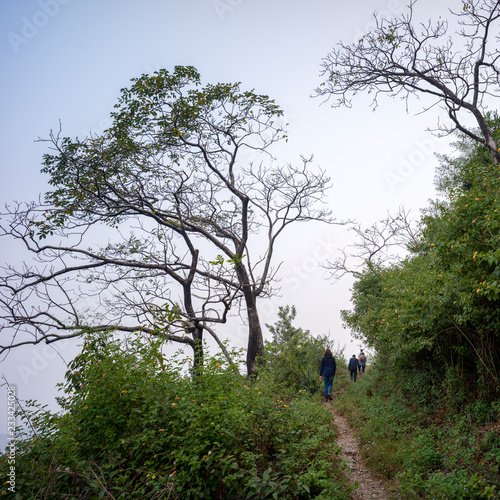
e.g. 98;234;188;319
327;393;394;499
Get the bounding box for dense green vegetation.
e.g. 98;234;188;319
0;328;349;499
335;362;500;499
338;122;500;498
343;122;500;399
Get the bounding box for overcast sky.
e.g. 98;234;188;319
0;0;460;441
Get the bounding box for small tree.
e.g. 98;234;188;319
0;66;334;376
264;305;344;394
315;0;500;164
265;305;308;343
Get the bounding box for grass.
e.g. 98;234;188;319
333;363;500;499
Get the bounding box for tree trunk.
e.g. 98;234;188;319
234;261;265;377
486;136;500;165
245;295;265;378
191;322;204;378
470;107;500;165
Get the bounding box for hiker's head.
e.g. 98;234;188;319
352;354;356;357
324;349;332;357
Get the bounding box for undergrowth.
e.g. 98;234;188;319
334;360;500;499
0;333;349;499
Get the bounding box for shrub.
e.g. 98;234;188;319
0;333;349;499
336;362;500;500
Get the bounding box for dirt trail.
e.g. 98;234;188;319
327;399;393;499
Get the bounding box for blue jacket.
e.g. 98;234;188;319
320;355;336;378
348;356;359;371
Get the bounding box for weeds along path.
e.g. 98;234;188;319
327;396;393;499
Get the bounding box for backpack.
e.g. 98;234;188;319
359;354;366;364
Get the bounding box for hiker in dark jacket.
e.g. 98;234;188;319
319;349;336;402
348;354;359;382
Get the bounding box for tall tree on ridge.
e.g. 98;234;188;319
0;66;334;376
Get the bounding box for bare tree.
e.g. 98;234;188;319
315;0;500;164
0;66;334;377
0;199;237;372
323;207;422;282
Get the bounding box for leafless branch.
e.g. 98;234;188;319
315;0;500;163
323;207;422;282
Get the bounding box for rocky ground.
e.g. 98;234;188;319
327;400;394;499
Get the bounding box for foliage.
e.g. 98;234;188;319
0;334;349;499
339;122;500;494
264;306;346;396
335;363;500;499
434;112;500;193
266;305;307;344
342;121;500;396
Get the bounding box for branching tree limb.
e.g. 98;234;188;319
1;66;336;376
323;207;422;282
315;0;500;163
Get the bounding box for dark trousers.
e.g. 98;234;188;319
350;369;357;382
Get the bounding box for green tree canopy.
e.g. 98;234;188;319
0;66;334;376
342;122;500;396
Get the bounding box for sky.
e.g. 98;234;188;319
0;0;459;444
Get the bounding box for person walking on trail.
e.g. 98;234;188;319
319;349;336;402
348;354;359;382
358;351;367;375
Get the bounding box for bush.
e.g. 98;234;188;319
335;362;500;499
0;333;349;499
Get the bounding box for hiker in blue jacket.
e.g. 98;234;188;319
319;349;336;402
348;354;359;382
